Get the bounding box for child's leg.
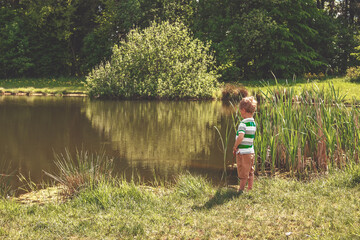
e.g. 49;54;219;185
236;154;252;191
236;155;245;191
247;154;255;190
247;166;254;190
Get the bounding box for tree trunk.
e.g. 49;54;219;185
321;0;325;9
349;0;355;24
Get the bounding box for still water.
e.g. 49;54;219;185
0;96;236;188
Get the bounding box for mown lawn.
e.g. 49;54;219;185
0;77;86;95
1;76;360;100
242;76;360;102
0;167;359;239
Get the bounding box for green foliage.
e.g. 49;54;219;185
346;66;360;82
0;7;33;78
86;21;219;99
194;0;338;80
0;0;357;79
81;0;143;73
351;35;360;65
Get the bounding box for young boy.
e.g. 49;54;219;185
233;96;257;193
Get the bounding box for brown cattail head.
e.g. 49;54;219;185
239;96;257;114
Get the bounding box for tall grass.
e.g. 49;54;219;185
174;172;213;198
251;82;360;177
44;148;114;197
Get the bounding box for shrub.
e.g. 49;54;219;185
86;21;219;99
346;66;360;82
221;83;248;101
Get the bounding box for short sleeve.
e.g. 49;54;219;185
237;122;246;135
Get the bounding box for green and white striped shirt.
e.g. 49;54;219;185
235;118;256;155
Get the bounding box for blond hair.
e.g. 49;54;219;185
239;96;257;114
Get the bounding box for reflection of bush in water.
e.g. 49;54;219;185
83;101;223;169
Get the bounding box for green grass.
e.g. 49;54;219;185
1;142;359;239
0;168;359;239
240;76;360;102
2;76;360;100
0;77;86;95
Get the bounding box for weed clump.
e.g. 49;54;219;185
45;149;114;198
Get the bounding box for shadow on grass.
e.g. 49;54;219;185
194;188;242;210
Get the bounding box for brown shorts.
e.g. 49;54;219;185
236;153;255;179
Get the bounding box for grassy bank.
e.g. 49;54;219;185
0;167;359;239
0;78;86;95
242;76;360;102
1;76;360;101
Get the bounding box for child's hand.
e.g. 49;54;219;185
232;147;237;156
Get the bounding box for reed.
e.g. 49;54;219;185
214;122;233;183
251;82;360;177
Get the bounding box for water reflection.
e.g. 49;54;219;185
84;100;227;169
0;96;235;187
0;96;101;186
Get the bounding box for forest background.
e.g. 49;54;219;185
0;0;359;82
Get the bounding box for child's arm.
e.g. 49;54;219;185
233;132;244;153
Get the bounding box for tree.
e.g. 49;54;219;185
193;0;337;80
21;0;102;76
81;0;142;74
0;0;356;79
82;0;197;74
317;0;359;72
0;6;33;78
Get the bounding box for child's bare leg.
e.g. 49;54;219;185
236;155;246;191
236;154;241;177
239;178;247;191
247;168;254;190
247;154;255;190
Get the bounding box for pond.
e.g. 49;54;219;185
0;96;237;189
